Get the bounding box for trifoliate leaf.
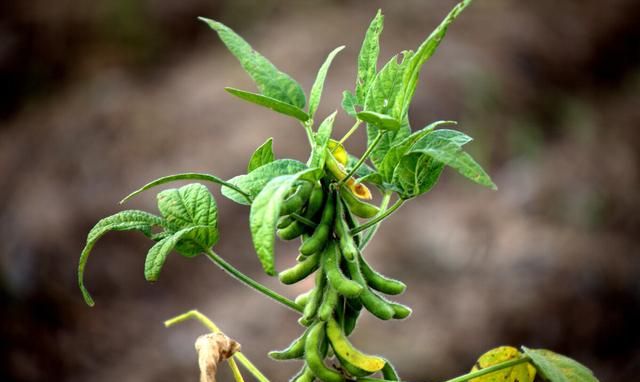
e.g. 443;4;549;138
356;9;384;104
342;90;359;117
522;348;599;382
356;111;401;131
309;46;344;119
225;87;309;122
308;111;337;169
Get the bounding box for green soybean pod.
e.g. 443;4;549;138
300;267;327;326
345;257;395;320
304;321;345;382
305;181;326;218
317;284;339;321
341;198;362;247
323;241;363;298
339;187;379;219
280;181;313;216
268;327;309;360
358;252;406;295
389;302;412;320
290;365;315;382
334;200;358;262
294;290;312;306
277;215;295;229
299;191;336;256
277;182;325;241
279;252;320;285
277;220;307;241
381;360;400;381
343;299;362;337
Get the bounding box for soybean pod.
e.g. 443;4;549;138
345;256;395;320
343;298;362;337
339;187;379;219
300;266;327;326
318;284;339;321
335;199;358;261
381;360;400;381
389;301;412;319
326;318;385;373
268;327;309;360
291;365;315;382
341;198;362;247
358;252;407;295
279;252;320;285
280;181;313;216
323;241;363;298
277;182;324;240
299;191;336;256
304;321;345;382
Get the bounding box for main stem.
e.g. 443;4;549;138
351;198;404;235
203;248;303;313
338;131;384;187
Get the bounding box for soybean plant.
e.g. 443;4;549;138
77;1;599;381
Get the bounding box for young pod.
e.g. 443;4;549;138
300;267;327;326
277;183;325;241
381;360;401;381
279;252;320;285
323;241;364;298
290;365;315;382
334;200;358;261
345;257;395;320
294;290;312;307
280;181;313;216
343;299;362;337
304;321;345;382
268;327;309;360
340;187;379;219
389;302;412;320
299;191;336;256
317;284;339;321
358;252;407;295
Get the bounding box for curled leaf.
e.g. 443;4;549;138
195;333;241;382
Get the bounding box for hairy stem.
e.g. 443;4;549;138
165;310;270;382
350;198;404;235
338;131;384;187
203;248;303;313
338;120;362;145
358;191;392;250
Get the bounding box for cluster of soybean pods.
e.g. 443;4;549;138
270;149;410;382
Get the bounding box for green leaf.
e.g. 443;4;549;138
391;152;445;199
78;210;164;306
144;226;206;281
356;9;384;104
379;121;457;182
342;90;358;118
470;346;534;382
364;53;411;119
249;169;318;275
368;116;411;170
522;348;599;382
408;129;496;190
120;172;252;205
347;154;377;179
248;137;275;172
308;111;337;169
156;183;219;256
356;111;401;131
199;17;306;108
309;46;345;119
397;0;472;118
222;159;308;205
225;87;310;122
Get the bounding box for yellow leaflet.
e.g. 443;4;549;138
470;346;534;382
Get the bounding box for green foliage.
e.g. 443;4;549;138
76;2;596;382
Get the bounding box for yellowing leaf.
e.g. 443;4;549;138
470;346;534;382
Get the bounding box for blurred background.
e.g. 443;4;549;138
1;0;639;381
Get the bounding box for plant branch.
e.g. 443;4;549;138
351;198;404;235
338;131;384;187
203;248;303;313
301;120;315;149
338;120;361;145
443;357;531;382
291;213;317;228
165;310;270;382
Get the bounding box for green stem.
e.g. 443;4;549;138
165;310;270;382
443;357;531;382
338;120;361;145
301;120;315;149
203;248;303;313
338;131;384;187
291;213;317;228
350;198;404;235
358;191;392;250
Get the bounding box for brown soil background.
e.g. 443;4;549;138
1;1;639;381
